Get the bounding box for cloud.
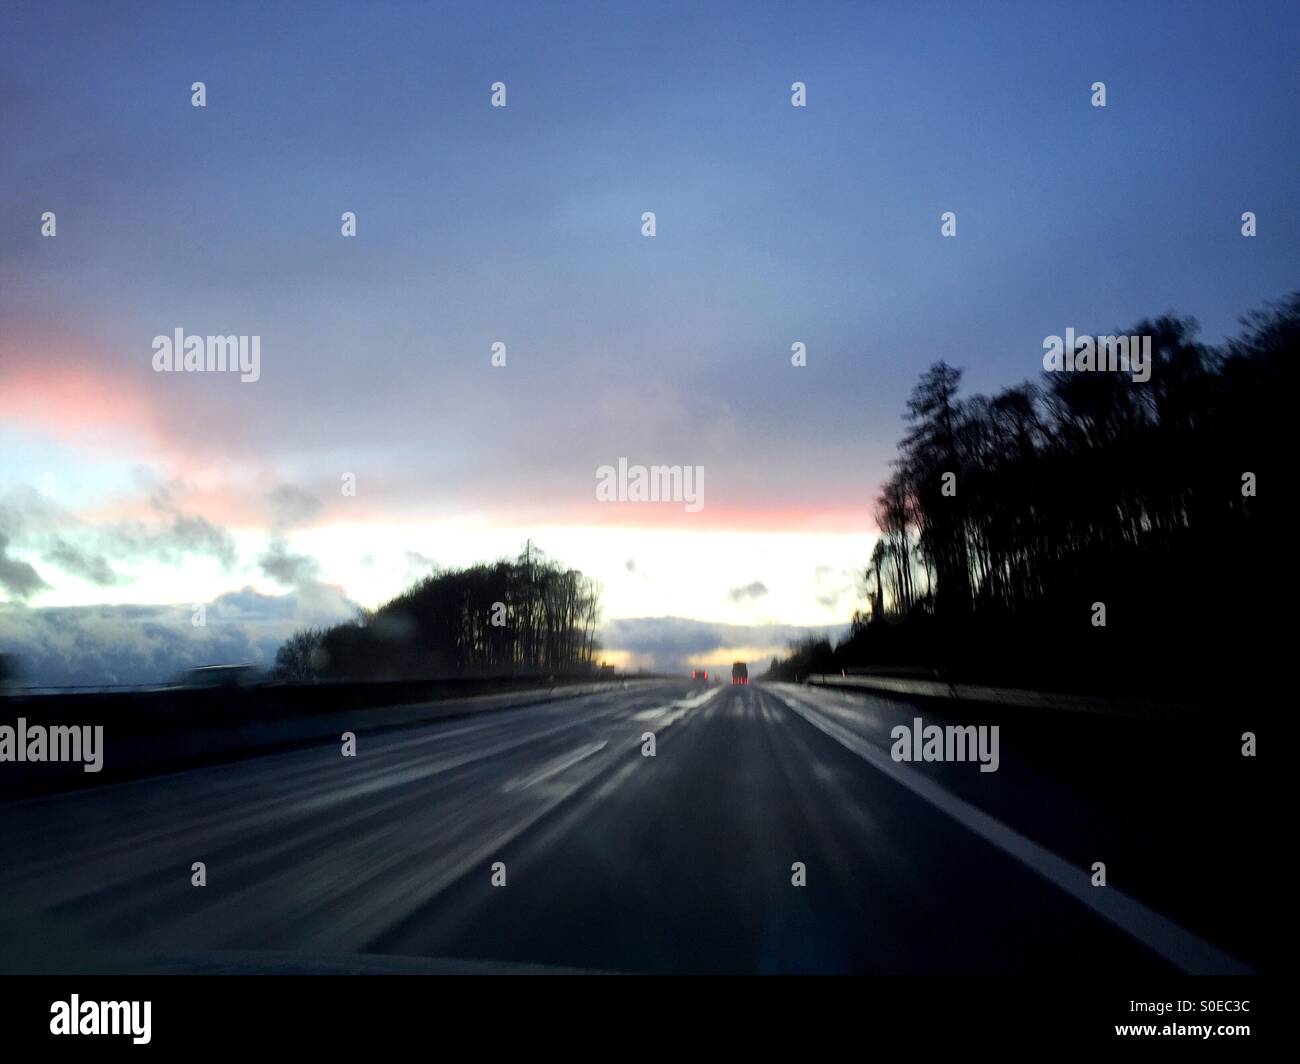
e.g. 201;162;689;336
43;537;118;586
404;550;437;577
0;487;64;547
1;484;244;596
0;534;48;600
101;513;238;569
813;566;856;610
599;616;845;674
259;539;321;587
0;583;357;686
268;484;323;531
141;480;239;566
210;583;356;628
726;580;768;603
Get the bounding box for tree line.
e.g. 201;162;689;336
768;292;1294;699
274;543;602;681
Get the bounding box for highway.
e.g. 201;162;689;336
0;681;1261;974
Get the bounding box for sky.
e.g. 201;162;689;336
1;0;1297;683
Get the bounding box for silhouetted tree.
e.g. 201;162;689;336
772;291;1297;699
275;545;603;681
273;627;326;681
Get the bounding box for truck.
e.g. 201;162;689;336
731;661;748;685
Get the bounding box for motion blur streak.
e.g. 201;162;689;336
0;682;1257;974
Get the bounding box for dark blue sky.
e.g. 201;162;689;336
4;2;1296;476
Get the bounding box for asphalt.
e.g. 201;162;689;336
0;681;1260;974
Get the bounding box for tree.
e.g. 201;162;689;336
899;362;970;615
279;545;603;681
809;291;1298;699
274;627;326;681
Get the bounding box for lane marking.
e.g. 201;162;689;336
0;686;672;901
12;687;683;949
501;741;608;793
630;684;725;726
767;685;1254;975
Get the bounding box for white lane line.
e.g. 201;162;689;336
674;685;728;710
630;683;726;726
500;741;608;793
768;685;1254;975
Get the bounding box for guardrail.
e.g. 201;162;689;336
801;672;1196;720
